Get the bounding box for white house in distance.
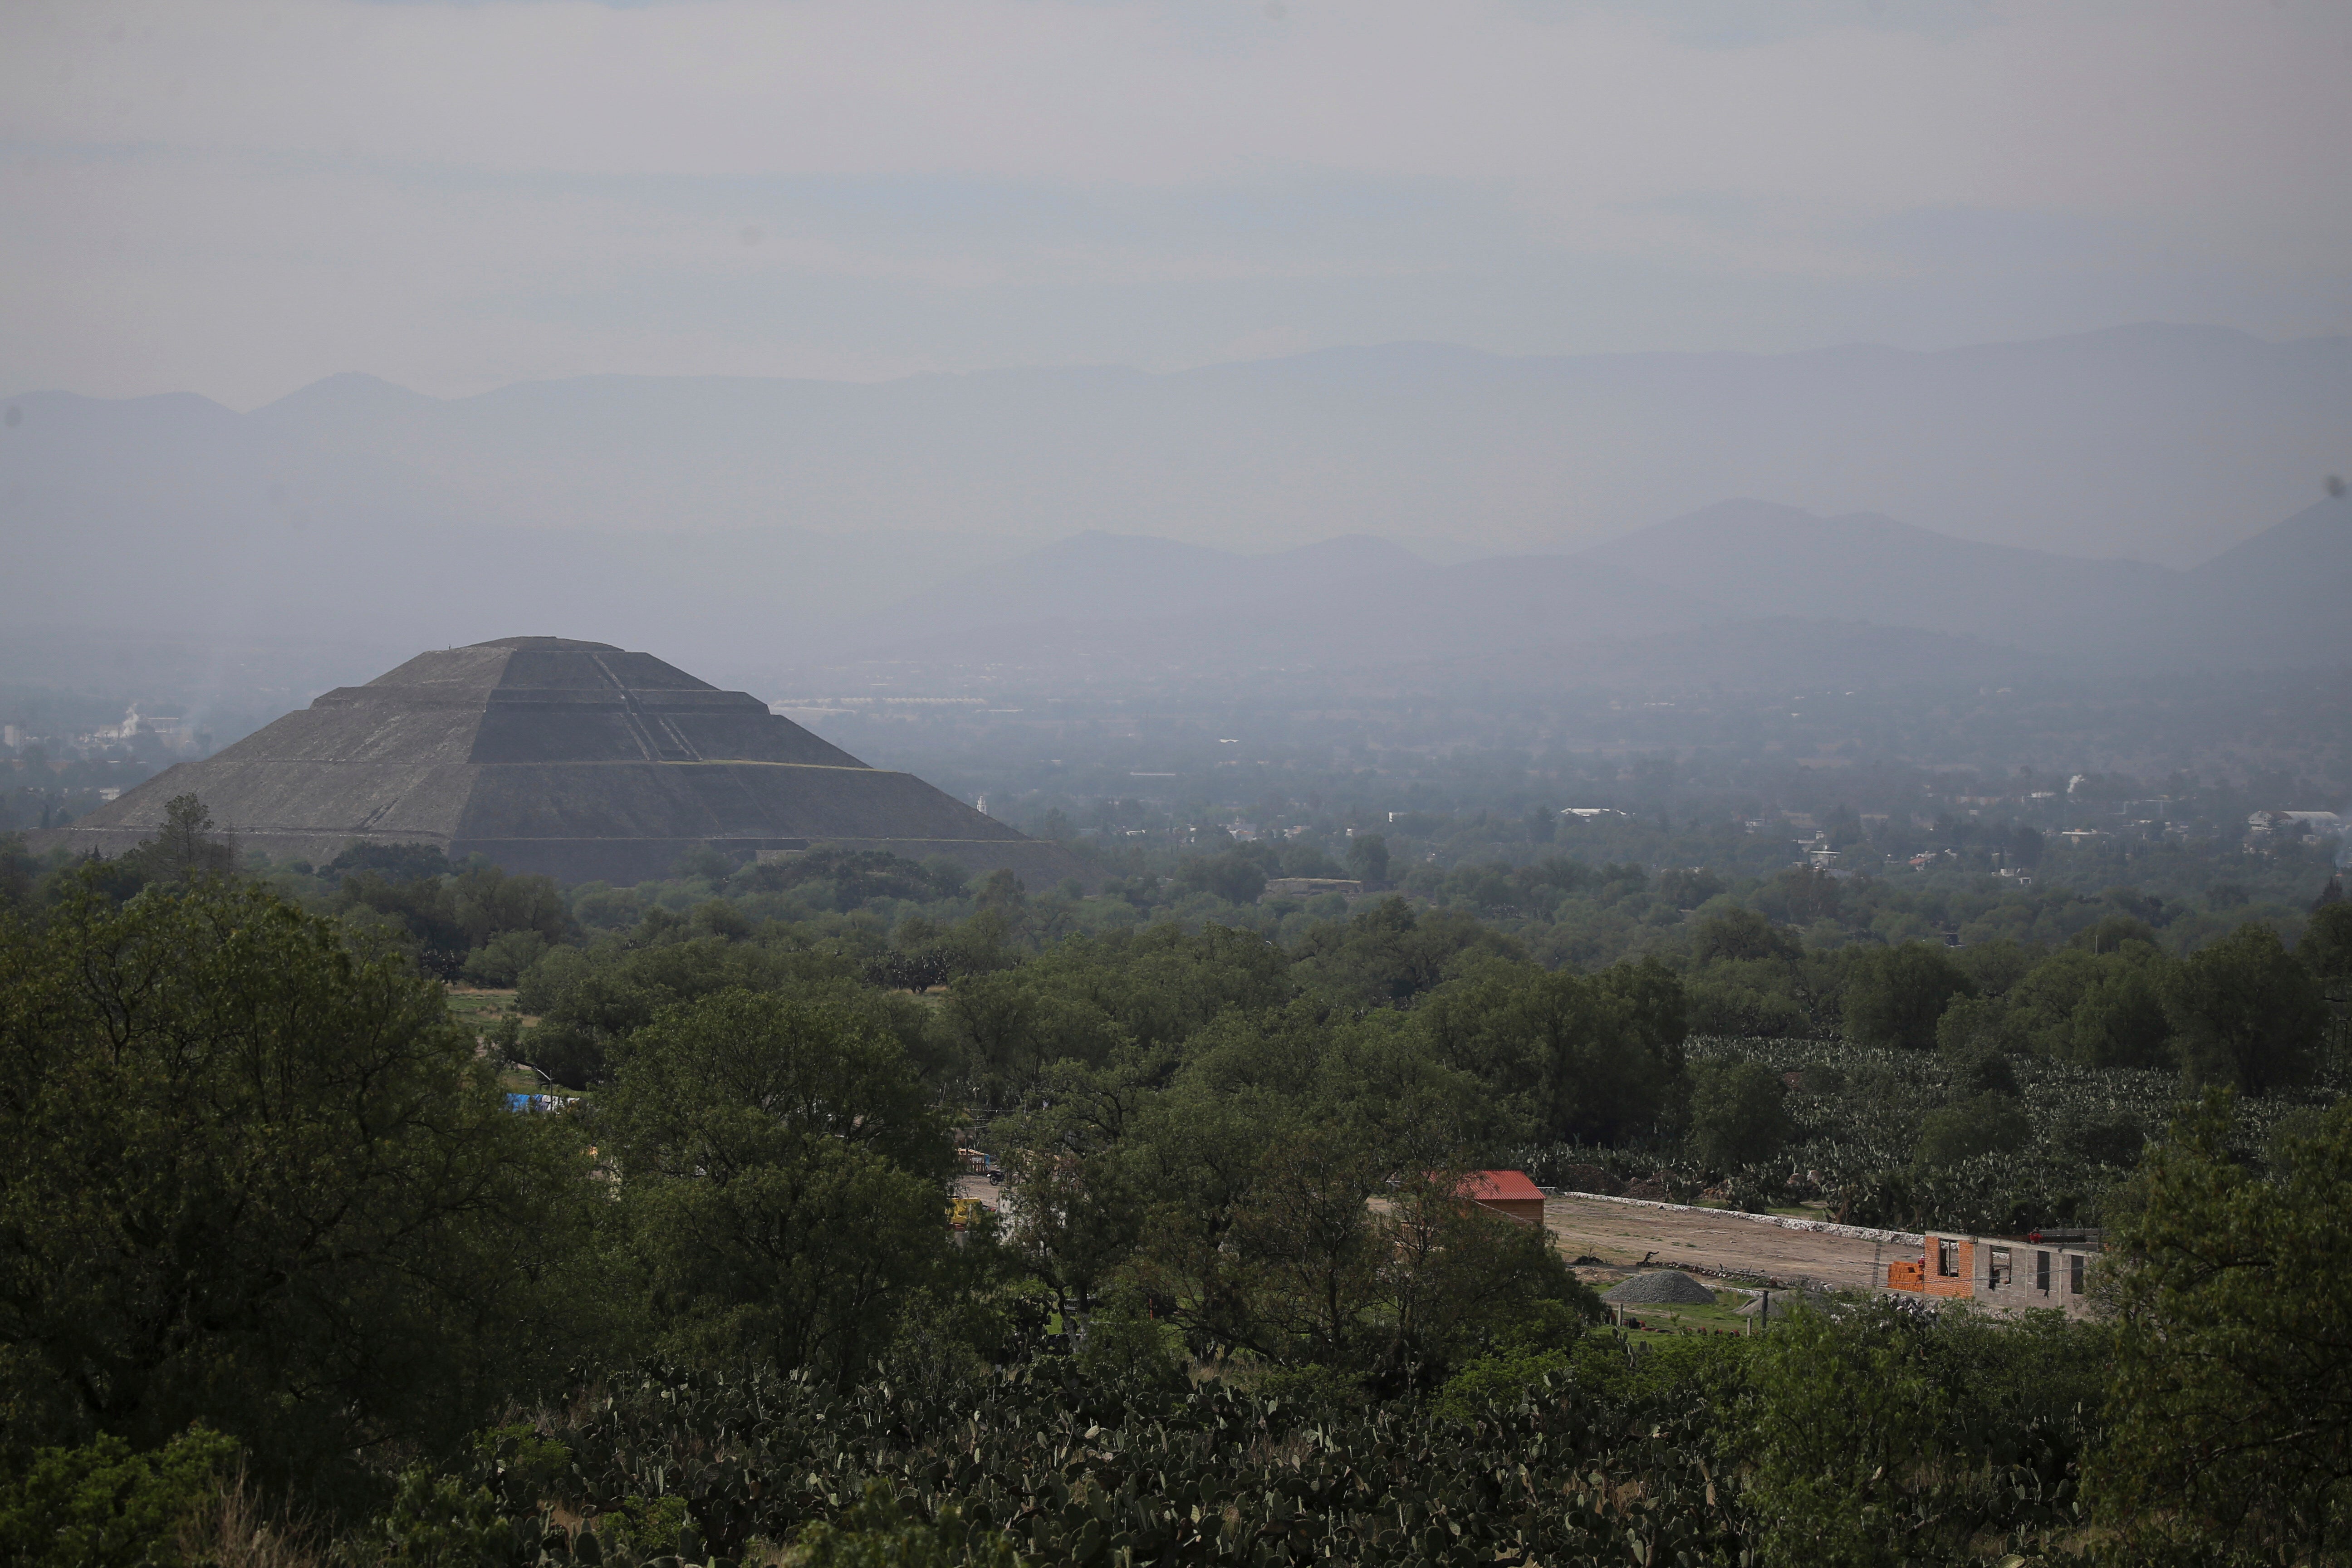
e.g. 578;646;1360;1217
2248;810;2348;847
97;705;191;748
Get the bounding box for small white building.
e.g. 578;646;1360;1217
2250;809;2347;838
100;705;190;746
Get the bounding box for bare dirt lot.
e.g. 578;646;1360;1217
1545;1195;1918;1295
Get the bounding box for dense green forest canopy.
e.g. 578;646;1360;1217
5;804;2352;1565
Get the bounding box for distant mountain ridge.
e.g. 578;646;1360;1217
841;533;1727;670
806;495;2352;683
1575;500;2187;656
4;323;2348;682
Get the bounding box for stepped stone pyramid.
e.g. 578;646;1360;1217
39;637;1082;886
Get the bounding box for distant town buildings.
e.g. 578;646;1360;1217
2249;809;2347;837
0;705;200;760
101;705;190;745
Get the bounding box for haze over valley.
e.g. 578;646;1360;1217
7;8;2352;1560
7;323;2350;697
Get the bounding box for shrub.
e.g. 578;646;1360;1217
1688;1056;1791;1171
1915;1091;2029;1169
0;1426;238;1568
1740;1303;1957;1566
1843;941;1973;1050
784;1482;1020;1568
460;928;550;988
1073;1288;1187;1392
1432;1349;1573;1424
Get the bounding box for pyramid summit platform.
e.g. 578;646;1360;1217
37;637;1083;887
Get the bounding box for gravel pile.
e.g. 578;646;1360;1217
1600;1269;1720;1306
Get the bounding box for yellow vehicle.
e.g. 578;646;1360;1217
948;1196;990;1231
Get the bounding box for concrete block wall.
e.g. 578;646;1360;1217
1889;1231;2100;1318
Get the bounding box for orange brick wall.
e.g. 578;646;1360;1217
1922;1235;1975;1298
1475;1197;1547;1226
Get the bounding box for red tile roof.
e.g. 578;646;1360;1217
1455;1170;1544;1203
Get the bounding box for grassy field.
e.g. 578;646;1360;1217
441;986;565;1096
445;985;524;1024
1608;1287;1760;1337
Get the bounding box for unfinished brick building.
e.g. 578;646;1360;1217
1886;1229;2100;1317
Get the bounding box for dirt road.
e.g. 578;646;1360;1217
1545;1195;1919;1295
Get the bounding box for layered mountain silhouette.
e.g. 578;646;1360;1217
4;326;2347;693
800;496;2352;685
5;324;2351;673
833;533;1720;666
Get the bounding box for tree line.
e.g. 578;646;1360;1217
6;808;2352;1563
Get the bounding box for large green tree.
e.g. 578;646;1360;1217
1842;941;1974;1051
1418;957;1686;1145
1291;897;1517;1009
1690;906;1798;965
0;876;594;1494
2302;900;2352;981
994;1052;1161;1318
1913;1091;2028;1170
2164;921;2325;1093
1225;1142;1583;1390
122;794;237;884
1120;1000;1550;1383
603;987;953;1383
1686;1056;1791;1171
2093;1093;2352;1561
517;929;881;1087
2068;964;2175;1069
938;969;1130;1102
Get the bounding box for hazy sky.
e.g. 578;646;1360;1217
5;0;2349;409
